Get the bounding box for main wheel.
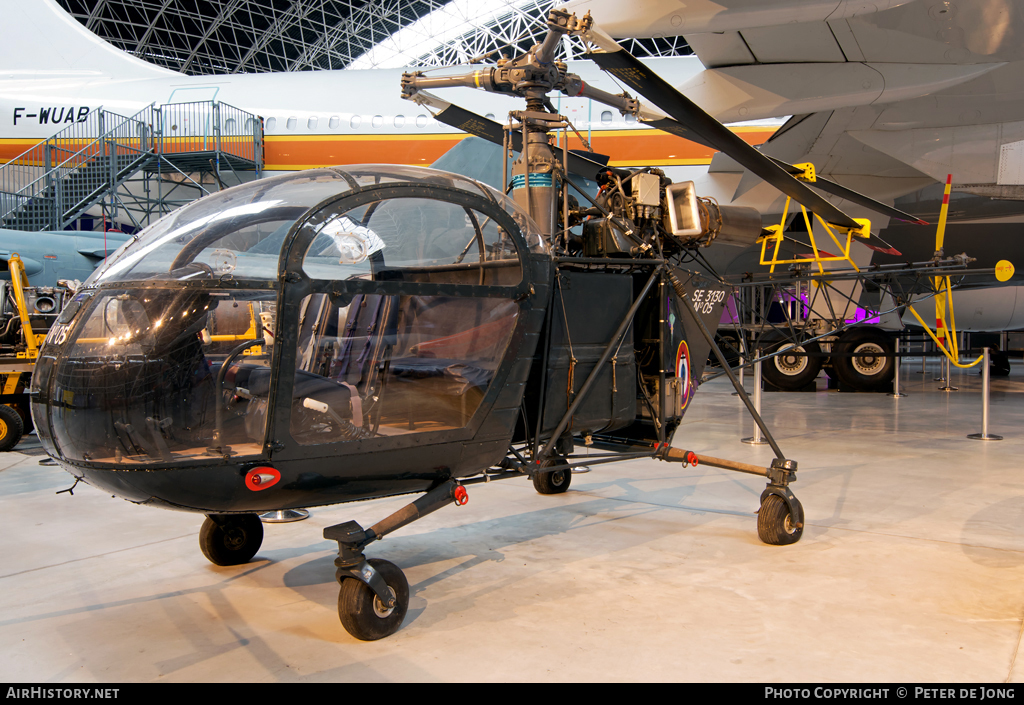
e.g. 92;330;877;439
532;459;571;495
338;558;410;641
199;514;264;566
991;351;1012;377
757;493;803;545
0;404;24;452
830;327;894;391
761;340;823;391
14;401;33;435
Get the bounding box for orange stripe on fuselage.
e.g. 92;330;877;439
0;140;46;163
0;126;779;170
260;126;777;170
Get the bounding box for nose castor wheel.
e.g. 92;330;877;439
757;494;803;545
337;558;410;641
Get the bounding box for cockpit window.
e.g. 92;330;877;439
91;170;354;284
45;288;277;464
302;198;523;286
289;293;518;445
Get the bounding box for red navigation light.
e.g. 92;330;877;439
245;466;281;491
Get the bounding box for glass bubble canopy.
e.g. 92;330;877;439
90;165;545;285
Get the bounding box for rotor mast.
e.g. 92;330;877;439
402;9;594;239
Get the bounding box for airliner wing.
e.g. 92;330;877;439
571;0;1024;218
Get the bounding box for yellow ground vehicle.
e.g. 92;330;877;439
0;254;70;450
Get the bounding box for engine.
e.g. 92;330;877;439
572;166;766;258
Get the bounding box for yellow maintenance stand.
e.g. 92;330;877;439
0;254;67;450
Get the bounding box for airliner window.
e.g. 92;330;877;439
350;115;361;129
302;198;523;286
290;293;518;444
45;289;277;464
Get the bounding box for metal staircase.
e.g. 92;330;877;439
0;101;263;232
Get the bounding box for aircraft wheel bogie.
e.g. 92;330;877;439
757;493;803;545
830;327;895;391
199;514;264;566
0;404;25;452
338;558;409;641
532;467;571;494
761;340;823;390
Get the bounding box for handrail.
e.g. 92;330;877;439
0;99;261;231
0;104;105;166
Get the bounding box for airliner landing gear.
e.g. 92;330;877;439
831;327;895;392
762;340;823;391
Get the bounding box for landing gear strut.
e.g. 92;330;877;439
323;479;468;640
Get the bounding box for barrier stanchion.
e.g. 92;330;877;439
732;352;745;396
968;347;1003;441
891;337;907;398
742;349;769;445
939;354;958;391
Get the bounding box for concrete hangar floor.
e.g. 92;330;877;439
2;361;1023;683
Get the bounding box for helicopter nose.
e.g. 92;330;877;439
245;467;281;491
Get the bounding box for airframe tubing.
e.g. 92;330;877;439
536;267;661;464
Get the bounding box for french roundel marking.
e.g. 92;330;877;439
675;341;693;410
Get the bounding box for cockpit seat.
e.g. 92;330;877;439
223;363;355;418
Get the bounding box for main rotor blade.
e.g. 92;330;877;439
643;114;924;225
430;102;608;179
586;47;860;229
767;159;926;225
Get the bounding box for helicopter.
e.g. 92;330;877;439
28;9;918;641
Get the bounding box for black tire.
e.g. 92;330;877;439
532;460;571;495
199;514;264;566
338;558;410;641
830;327;895;391
711;333;742;369
14;401;33;435
991;351;1011;377
0;404;24;452
757;493;803;545
761;340;823;390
